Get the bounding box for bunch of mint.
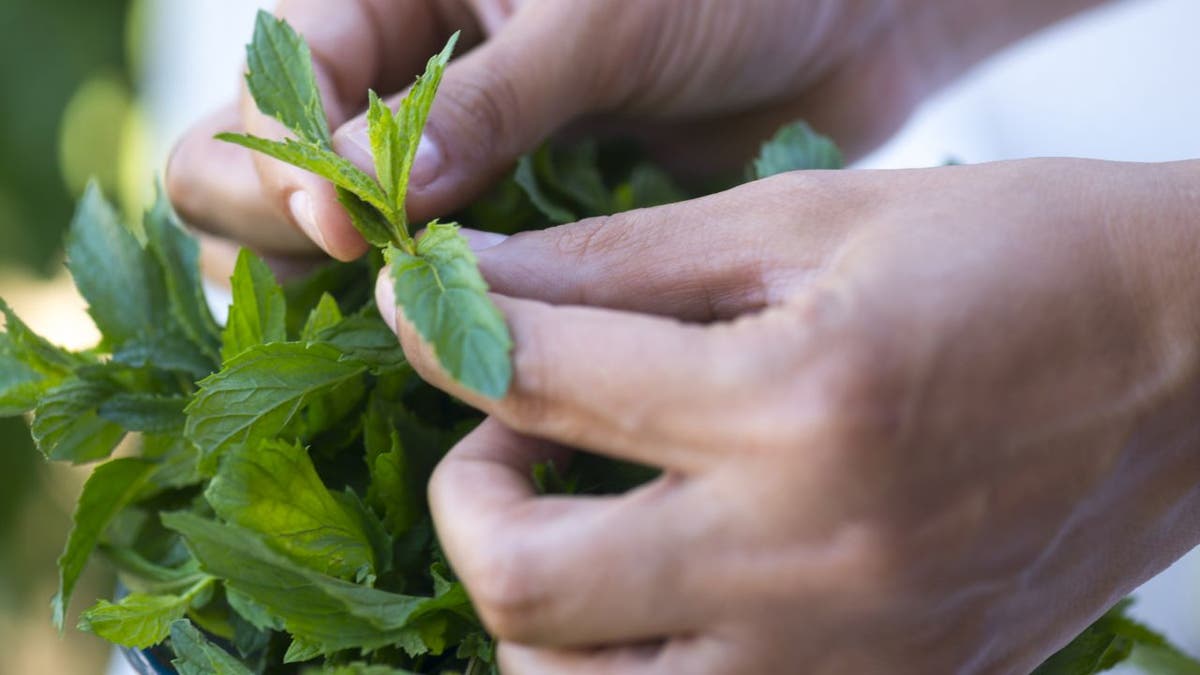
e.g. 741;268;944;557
1;9;1194;674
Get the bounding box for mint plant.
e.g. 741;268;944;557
0;9;1194;674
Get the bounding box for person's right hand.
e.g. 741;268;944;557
165;0;947;269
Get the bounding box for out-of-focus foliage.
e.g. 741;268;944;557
0;1;134;674
0;0;133;274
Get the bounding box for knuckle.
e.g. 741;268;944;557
550;213;640;265
465;539;549;641
439;63;523;153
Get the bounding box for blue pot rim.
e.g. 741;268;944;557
120;644;176;675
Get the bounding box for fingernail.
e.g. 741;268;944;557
459;228;508;252
288;191;328;251
340;124;374;173
375;269;397;330
409;134;442;188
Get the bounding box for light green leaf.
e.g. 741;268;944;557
32;376;126;463
185;342;367;467
170;619;256;675
217;134;391;218
52;458;156;630
1131;644;1200;674
98;392;187;433
221;249;287;363
284;636;325;664
386;222;512;398
243;10;331;147
206;439;375;579
367;89;402;215
749;120;843;180
384;32;458;235
65;182;169;349
164;512;474;656
79;577;213;649
300;293;343;341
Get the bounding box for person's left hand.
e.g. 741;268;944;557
377;158;1200;674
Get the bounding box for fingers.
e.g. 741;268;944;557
497;639;733;675
471;176;841;321
430;420;710;646
378;273;753;470
169;0;483;260
334;2;613;226
167;105;318;256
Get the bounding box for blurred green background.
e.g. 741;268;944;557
0;0;140;672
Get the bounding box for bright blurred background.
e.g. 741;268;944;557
0;0;1196;673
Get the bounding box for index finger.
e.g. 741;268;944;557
377;275;766;472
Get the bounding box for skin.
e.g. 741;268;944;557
166;0;1200;672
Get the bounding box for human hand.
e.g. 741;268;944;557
166;0;1103;268
376;158;1200;673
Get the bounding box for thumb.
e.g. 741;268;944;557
332;3;610;223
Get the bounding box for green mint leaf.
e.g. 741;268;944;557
316;313;409;374
316;664;420;675
243;10;332;147
206;439;377;580
284;636;325;663
65;182;170;349
336;188;399;248
170;619;256;675
300;293;343;341
363;394;418;536
217;134;393;220
185;342;367;468
221;249;287;363
142;185;222;364
112;329;216;378
0;300;88;415
52;458;156;630
749;120;843;180
79;577;213;649
369;33;459;235
98;392;188;433
226;587;283;632
386;222;512;398
367;89;403;215
164;512;473;656
514;154;577;224
32;375;126;463
1130;644;1200;674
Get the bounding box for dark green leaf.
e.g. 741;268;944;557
65;182;169;349
386;223;512;398
317;313;408;374
206;439;376;580
170;619;256;675
336;187;398;248
0;300;88;415
185;342;367;468
98;392;187;433
221;248;287;362
243;10;332;147
32;375;126;463
142;186;221;364
165;512;473;657
749;120;843;180
52;458;156;630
